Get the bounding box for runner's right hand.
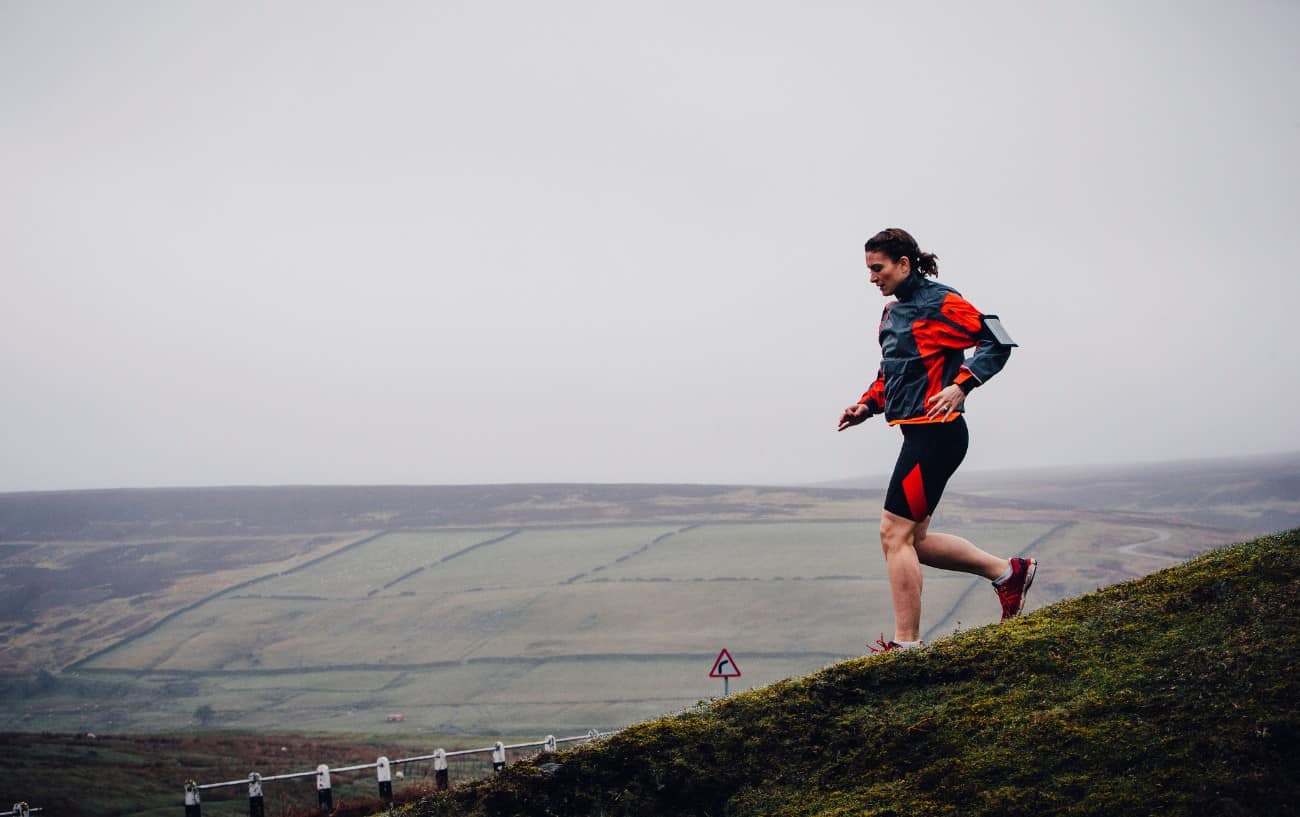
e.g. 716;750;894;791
837;404;872;432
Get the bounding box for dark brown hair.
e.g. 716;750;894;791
864;228;939;277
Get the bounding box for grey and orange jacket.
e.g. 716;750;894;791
857;273;1014;425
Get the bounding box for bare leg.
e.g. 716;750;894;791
913;517;1007;581
879;510;924;643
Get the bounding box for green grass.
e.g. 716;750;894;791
388;526;684;592
251;530;510;597
404;530;1300;817
79;520;1052;675
20;517;1231;736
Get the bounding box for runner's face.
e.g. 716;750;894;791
866;250;911;296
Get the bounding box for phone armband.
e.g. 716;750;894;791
981;315;1018;347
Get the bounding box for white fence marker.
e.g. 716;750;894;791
247;773;264;817
181;728;616;812
316;763;333;811
184;781;200;817
377;755;393;803
434;747;449;790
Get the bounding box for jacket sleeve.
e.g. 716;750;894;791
939;294;1014;393
858;368;886;414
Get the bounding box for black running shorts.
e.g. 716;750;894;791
883;416;969;522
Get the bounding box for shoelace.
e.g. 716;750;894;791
868;634;898;654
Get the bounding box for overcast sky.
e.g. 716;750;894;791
2;1;1298;492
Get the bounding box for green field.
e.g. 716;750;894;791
2;511;1214;737
250;529;513;598
2;473;1254;740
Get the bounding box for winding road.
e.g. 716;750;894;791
1117;527;1182;562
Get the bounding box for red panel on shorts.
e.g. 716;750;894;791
902;463;927;521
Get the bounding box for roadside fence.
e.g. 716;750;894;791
183;729;616;816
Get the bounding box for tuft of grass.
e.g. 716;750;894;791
402;530;1300;817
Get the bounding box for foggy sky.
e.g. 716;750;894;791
3;1;1298;492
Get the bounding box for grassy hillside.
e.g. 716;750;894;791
407;530;1300;817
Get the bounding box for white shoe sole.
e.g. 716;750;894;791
1017;558;1037;615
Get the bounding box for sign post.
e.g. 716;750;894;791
708;648;742;695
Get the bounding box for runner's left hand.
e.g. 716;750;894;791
925;385;966;420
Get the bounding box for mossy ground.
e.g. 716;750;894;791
403;530;1300;817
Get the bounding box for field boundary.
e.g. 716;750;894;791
67;530;391;672
370;530;521;595
561;524;701;585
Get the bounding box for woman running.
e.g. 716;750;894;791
838;228;1035;652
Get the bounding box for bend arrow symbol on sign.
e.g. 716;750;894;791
708;648;741;678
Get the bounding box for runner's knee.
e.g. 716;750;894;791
879;513;915;557
913;516;931;543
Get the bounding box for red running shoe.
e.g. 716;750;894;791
994;557;1037;620
868;635;923;654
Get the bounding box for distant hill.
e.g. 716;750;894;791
407;530;1300;817
960;450;1300;531
0;483;797;539
826;450;1300;534
3;450;1297;539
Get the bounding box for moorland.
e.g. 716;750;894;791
3;454;1295;736
0;453;1297;815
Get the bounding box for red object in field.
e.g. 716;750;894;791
385;713;405;722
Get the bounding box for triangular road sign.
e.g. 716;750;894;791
708;648;742;678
